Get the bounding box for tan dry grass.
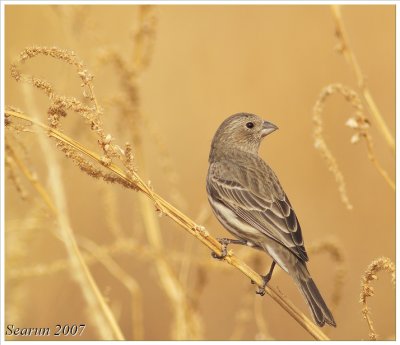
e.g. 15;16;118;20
359;257;395;340
313;84;394;210
5;41;329;339
5;5;395;340
98;7;202;338
20;82;125;340
5;98;330;342
312;6;395;211
331;5;394;151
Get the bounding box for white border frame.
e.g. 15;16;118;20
1;1;398;344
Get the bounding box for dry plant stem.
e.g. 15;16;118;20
5;110;329;341
5;205;45;326
5;237;243;281
313;84;394;211
331;5;394;150
138;191;201;340
5;145;28;200
360;257;395;340
41;156;125;340
6;235;229;282
6;143;57;213
6;237;150;281
313;85;354;210
131;117;198;338
107;8;201;339
78;238;144;340
11;95;124;340
134;140;201;338
363;134;395;190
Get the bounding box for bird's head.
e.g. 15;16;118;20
210;113;278;158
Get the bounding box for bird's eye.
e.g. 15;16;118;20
246;122;254;129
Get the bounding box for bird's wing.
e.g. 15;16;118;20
208;160;308;262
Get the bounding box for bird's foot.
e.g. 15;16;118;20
211;248;227;260
210;238;231;260
255;271;273;296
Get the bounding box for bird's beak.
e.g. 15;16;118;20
261;120;278;137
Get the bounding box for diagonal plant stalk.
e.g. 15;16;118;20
5;109;330;341
78;237;144;340
6;142;57;213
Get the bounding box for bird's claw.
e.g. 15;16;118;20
211;238;229;260
211;247;227;260
254;273;272;297
211;251;226;260
256;287;266;296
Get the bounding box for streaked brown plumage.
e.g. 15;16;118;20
206;112;336;327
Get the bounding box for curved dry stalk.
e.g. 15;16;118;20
360;257;395;340
5;109;329;341
313;84;356;210
313;84;394;210
331;5;394;151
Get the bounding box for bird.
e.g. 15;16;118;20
206;112;336;327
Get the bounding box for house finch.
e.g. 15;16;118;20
206;112;336;327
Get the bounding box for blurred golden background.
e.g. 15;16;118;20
5;4;395;341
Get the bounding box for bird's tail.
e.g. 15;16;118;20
295;263;336;327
